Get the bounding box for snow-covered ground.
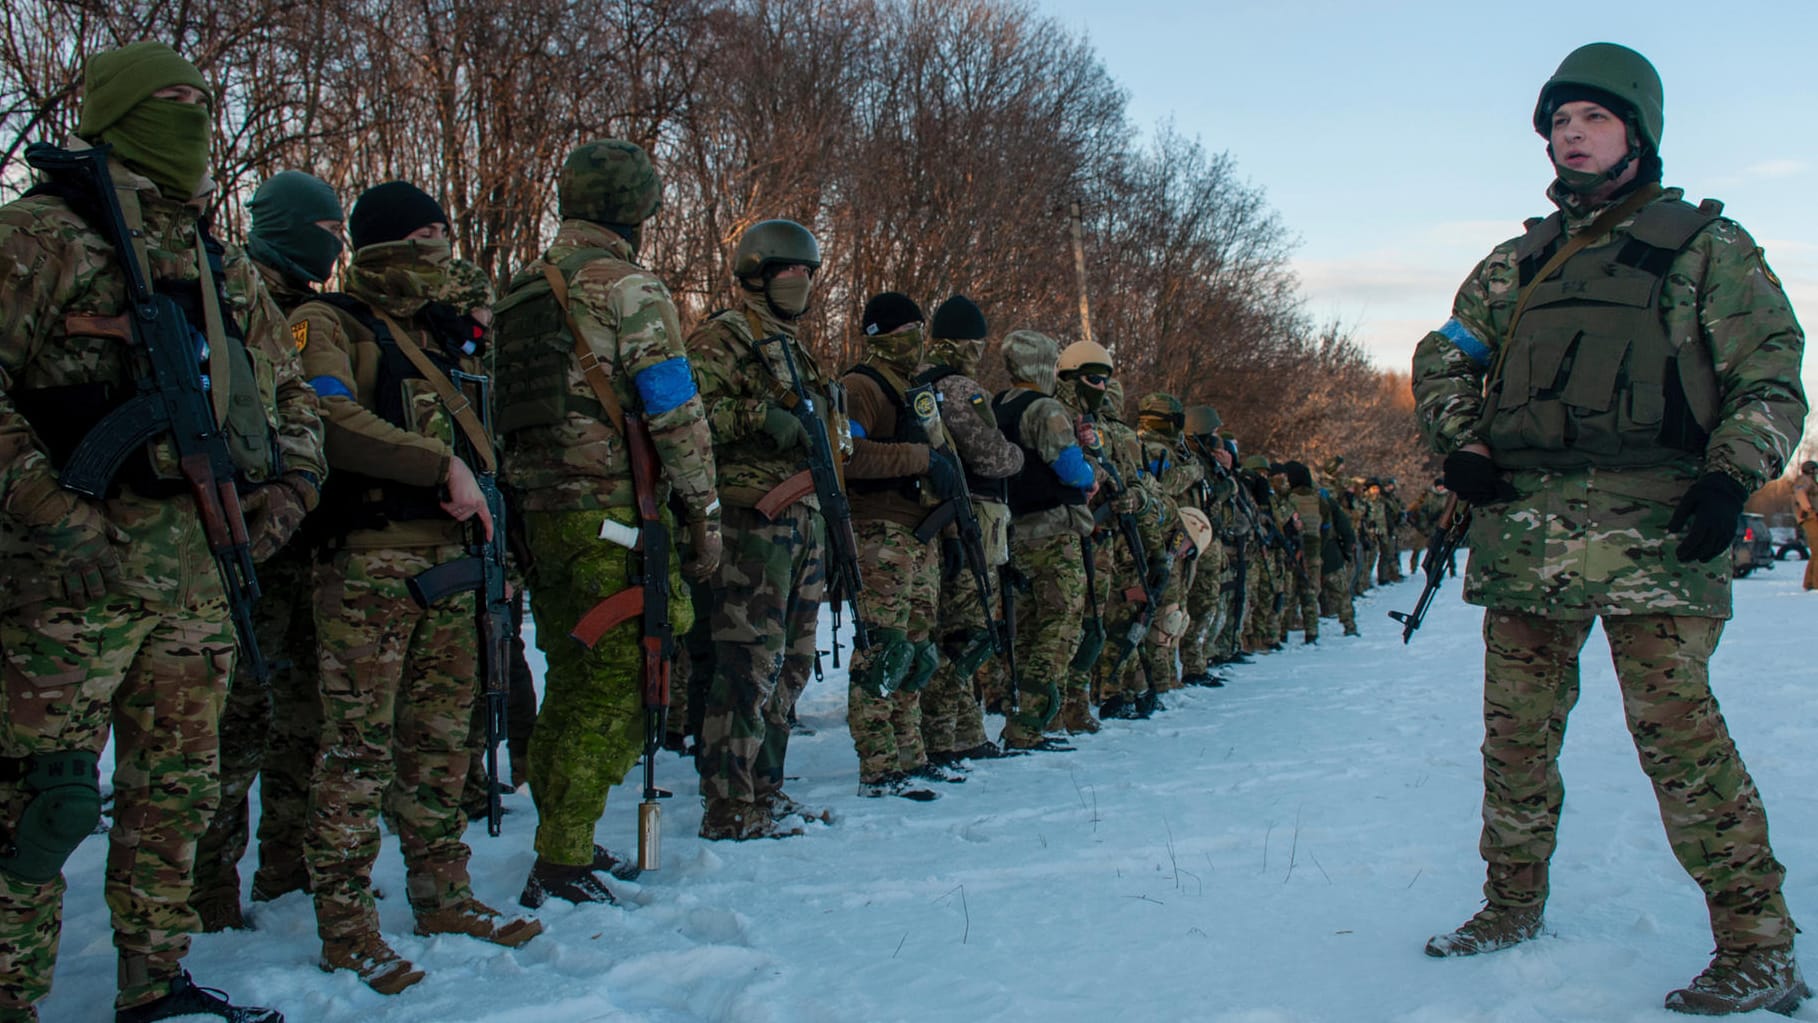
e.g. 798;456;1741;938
42;565;1818;1022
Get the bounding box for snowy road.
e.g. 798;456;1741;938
44;566;1818;1022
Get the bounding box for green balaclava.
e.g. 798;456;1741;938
247;170;345;285
79;42;213;199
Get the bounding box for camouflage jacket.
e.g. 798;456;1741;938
1412;184;1807;617
844;353;949;529
919;362;1022;489
499;220;717;520
0;147;324;610
1008;386;1093;542
688;298;837;511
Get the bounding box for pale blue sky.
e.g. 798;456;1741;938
1036;0;1818;407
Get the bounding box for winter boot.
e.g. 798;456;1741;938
190;886;247;933
856;771;940;801
1182;671;1225;688
951;740;1016;761
248;864;308;903
319;932;425;995
1664;944;1810;1016
591;843;644;880
1097;693;1130;719
1424;903;1544;957
700;800;806;840
414;897;542;947
518;858;617;908
1060;695;1101;734
908;761;967;784
1132;690;1164;718
115;972;283;1023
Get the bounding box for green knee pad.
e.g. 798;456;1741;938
1069;616;1106;672
1011;677;1061;732
942;628;993;680
857;628;915;697
0;751;101;884
898;640;940;694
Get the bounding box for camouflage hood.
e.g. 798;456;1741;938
1102;378;1126;423
345;237;452;318
1002;329;1059;394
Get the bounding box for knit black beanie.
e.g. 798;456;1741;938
349;181;449;250
930;294;987;340
861;292;924;335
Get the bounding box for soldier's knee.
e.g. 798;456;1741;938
0;751;102;884
899;640;940;693
939;628;993;680
857;628;914;697
1069;616;1107;671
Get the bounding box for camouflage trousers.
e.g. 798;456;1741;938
1477;609;1792;950
1;593;233;1014
1353;543;1375;595
667;575;719;749
1180;538;1229;676
191;543;321;911
1004;531;1086;744
921;541;992;758
1212;543;1251;661
523;507;692;866
1280;552;1320;642
697;503;825;811
305;546;476;942
1379;533;1403;583
846;519;939;782
1074;534;1115;704
1320;564;1356;632
1243;548;1284;651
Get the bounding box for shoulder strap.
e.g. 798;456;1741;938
370;307;497;473
542;262;628;436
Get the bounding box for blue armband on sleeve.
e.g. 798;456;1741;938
1051;445;1094;489
632;357;698;416
1438;317;1492;368
849;418;868;440
307;375;353;400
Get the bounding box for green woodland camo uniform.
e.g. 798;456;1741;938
995;331;1097;749
1378;479;1407;583
1177;411;1231;686
687;219;834;839
1246;460;1293;652
1280;462;1323;644
841;293;953;797
1351;484;1379;596
916;296;1023;763
1056;346;1125;726
492;142;721;895
1318;486;1358;635
0;43;322;1022
294;183;539;994
1211;441;1260;663
191;170;344;933
1134;394;1203;688
1414;43;1809;1015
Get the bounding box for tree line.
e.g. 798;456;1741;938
0;0;1430;485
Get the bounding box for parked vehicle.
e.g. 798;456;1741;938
1733;513;1775;578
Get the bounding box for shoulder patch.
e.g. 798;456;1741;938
969;393;987;407
291;320;308;352
912;389;938;420
1754;247;1783;291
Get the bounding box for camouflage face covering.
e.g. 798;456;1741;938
866;324;924;369
346;238;452;315
928;336;984;377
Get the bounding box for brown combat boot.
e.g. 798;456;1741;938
320;931;425;994
1424;903;1544;957
1664;944;1810;1016
414;897;543;947
1060;695;1101;734
189;886;246;933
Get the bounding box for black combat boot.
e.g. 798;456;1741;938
519;858;617;908
116;972;283;1022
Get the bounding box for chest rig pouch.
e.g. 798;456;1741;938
1487;198;1724;469
491;247;619;438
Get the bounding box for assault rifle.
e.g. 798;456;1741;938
28;142;268;683
407;369;510;837
757;335;871;662
1078;415;1153;598
1388;494;1470;644
912;406;1009;664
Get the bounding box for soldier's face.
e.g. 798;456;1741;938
152;84;208;106
406;223;450;241
1550;101;1629;179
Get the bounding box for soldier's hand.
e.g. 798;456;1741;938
1441;448;1517;505
760;405;808;453
442;456;495;541
926;448;965;501
1667;472;1748;563
682;514;722;581
243;473;316;562
36;513;126;606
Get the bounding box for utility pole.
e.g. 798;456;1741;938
1068;198;1096;349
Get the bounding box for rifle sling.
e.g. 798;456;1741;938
744;308;850;488
371;308;496;474
544;264;630;438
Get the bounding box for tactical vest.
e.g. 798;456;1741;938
994;388;1086;517
491;246;619;436
10;177;276;495
846;362;931;501
1485;198;1724;469
914;364;1007;502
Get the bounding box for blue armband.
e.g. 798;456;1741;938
307;375;353;400
1438;317;1492;368
1051;445;1094;489
632;357;698;416
849;419;868;439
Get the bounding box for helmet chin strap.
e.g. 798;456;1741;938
1551;120;1642;196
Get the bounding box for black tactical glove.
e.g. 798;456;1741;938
1666;472;1748;564
1442;449;1518;505
926;448;965;501
759;404;807;454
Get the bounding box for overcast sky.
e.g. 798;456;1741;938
1034;0;1818;410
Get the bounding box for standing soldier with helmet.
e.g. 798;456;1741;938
1;42;323;1022
687;218;838;837
1179;405;1233;686
1413;42;1807;1015
1793;460;1818;590
491;141;722;891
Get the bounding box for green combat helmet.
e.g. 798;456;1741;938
1533;42;1663;152
558;139;663;226
732;219;821;279
1240;453;1271;473
1138;392;1185;436
1184;404;1222;437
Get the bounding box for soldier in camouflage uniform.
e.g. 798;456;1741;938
1179;406;1233;687
1;44;320;1022
491;142;722;891
1414;44;1809;1015
1378;477;1407;583
841;293;957;799
1237;454;1285;653
916;296;1024;764
1278;461;1322;644
1317;480;1359;636
1057;343;1130;727
294;181;541;993
687;219;834;838
191;170;344;934
1352;479;1380;596
995;331;1097;748
1133;394;1204;689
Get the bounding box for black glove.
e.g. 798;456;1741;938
1442;450;1517;505
1666;472;1748;563
926;448;965;501
759;404;808;453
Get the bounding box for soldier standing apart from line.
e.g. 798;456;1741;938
295;181;541;994
687;219;835;838
915;296;1024;765
190;170;345;933
1;43;323;1022
1377;476;1407;583
995;331;1098;749
841;293;961;799
491;141;721;893
1317;479;1359;636
1413;43;1808;1015
1793;460;1818;590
